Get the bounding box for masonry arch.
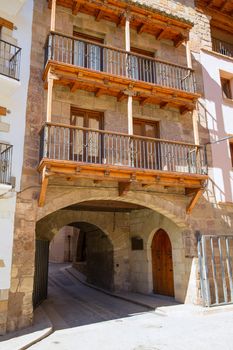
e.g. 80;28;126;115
34;198;196;308
33;219;114;308
36;187;188;228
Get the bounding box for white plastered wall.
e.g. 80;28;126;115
0;0;33;296
200;50;233;203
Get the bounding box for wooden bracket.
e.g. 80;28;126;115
186;187;204;214
119;182;130;196
72;0;81;15
38;167;50;207
0;106;7;116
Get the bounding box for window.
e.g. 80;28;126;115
229;141;233;167
70;107;103;162
73;30;104;71
221;77;232;99
129;47;156;83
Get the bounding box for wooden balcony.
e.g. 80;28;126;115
196;0;233;33
44;32;199;113
38;122;208;212
212;37;233;58
48;0;192;47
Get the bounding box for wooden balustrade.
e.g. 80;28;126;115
212;37;233;58
40;123;207;175
0;39;21;80
45;32;196;94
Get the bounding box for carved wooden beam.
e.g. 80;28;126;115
186;188;204;214
0;106;7;116
72;0;81;15
119;182;131;196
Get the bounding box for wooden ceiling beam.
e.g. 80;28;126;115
156;27;169;40
160;101;169;109
220;0;228;11
119;182;131;196
140;97;152;106
174;33;186;48
0;17;14;31
137;23;147;34
117;13;126;27
72;0;81;15
95;88;105;97
117;91;127;101
0;106;7;116
95;9;103;21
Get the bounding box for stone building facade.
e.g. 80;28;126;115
1;0;233;335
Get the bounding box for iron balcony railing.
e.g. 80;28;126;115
45;32;197;94
39;123;207;175
0;143;13;185
0;39;21;80
212;37;233;58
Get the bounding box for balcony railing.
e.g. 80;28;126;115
212;37;233;58
0;143;13;185
39;123;207;175
0;39;21;80
45;32;197;94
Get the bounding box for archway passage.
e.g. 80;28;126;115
151;229;174;297
33;221;114;308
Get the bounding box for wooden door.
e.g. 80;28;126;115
151;229;174;297
70;107;103;163
133;119;160;169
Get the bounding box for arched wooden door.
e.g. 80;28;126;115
151;229;174;297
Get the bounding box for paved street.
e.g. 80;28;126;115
29;264;233;350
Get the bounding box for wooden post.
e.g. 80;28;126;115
186;40;192;69
192;108;200;145
128;96;133;134
46;69;54;123
51;0;56;31
125;12;133;135
125;12;131;51
186;41;200;146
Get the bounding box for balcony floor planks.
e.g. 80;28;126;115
38;158;207;211
44;61;199;111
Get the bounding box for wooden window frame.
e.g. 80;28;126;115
221;77;232;100
229;141;233;168
73;30;104;70
133;118;160;138
70;107;104;163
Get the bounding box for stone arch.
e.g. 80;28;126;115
36;187;188;228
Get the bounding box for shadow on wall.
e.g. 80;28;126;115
197;63;233;203
70;222;114;291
